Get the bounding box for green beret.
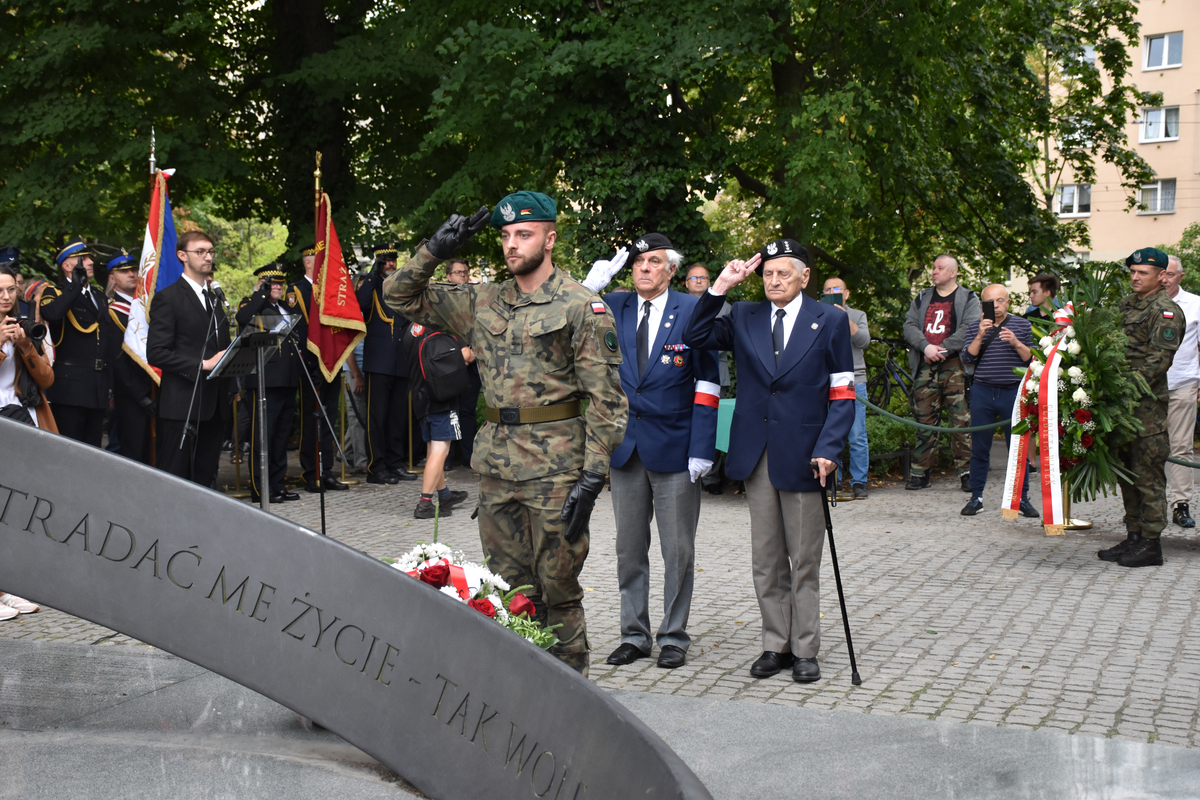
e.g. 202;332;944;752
1125;247;1171;269
490;191;557;229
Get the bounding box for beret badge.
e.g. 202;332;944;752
500;203;515;223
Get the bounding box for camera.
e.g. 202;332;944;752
8;317;48;343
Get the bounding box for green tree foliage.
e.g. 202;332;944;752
1;0;1152;312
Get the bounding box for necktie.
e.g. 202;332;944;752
636;300;651;376
203;289;214;315
772;308;786;366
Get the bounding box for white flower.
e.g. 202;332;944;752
1039;336;1052;349
439;585;462;601
1072;388;1091;407
1067;366;1085;385
1064;326;1075;338
1066;340;1081;355
1030;361;1044;378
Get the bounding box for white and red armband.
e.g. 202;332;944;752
694;380;720;408
828;371;855;401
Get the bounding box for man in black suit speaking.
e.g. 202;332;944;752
147;230;233;487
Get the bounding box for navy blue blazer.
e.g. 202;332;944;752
683;290;855;493
607;290;719;473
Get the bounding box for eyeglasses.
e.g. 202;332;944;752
822;288;844;295
686;276;709;283
0;286;19;296
184;249;215;257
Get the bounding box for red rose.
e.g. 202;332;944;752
469;598;497;618
1081;434;1094;448
1058;424;1066;437
419;563;451;588
1073;409;1093;424
509;592;535;618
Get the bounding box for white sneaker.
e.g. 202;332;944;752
0;593;39;614
0;604;18;621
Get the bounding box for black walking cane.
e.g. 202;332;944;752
810;461;863;686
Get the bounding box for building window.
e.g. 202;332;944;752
1141;107;1180;142
1139;179;1176;214
1056;184;1091;217
1144;32;1183;69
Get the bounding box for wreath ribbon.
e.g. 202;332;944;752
407;559;472;600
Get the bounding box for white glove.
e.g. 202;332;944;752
688;457;714;483
580;247;629;293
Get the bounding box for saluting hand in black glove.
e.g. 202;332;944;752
560;470;606;544
72;265;89;289
426;206;490;260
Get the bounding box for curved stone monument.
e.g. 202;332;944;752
0;419;712;800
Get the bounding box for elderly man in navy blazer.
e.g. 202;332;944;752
683;239;855;683
582;233;721;669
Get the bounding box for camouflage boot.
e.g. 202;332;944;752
1117;536;1164;568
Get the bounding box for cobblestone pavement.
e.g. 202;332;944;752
4;444;1199;748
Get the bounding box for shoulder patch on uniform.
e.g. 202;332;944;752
1163;328;1177;341
411;323;425;336
590;301;607;314
286;292;297;307
604;330;618;352
1163;311;1175;319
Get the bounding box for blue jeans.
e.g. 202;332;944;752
848;383;869;485
969;382;1028;499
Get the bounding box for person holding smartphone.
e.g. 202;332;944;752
822;277;871;499
960;284;1036;517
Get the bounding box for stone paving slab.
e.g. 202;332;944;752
4;443;1199;749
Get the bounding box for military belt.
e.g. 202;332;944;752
58;358;107;371
485;400;582;425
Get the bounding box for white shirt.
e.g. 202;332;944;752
0;341;37;427
180;273;221;335
634;289;669;343
1167;287;1200;390
768;292;806;350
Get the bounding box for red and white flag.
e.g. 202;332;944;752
123;169;183;383
308;192;365;381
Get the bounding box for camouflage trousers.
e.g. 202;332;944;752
478;471;590;675
1117;431;1169;538
911;357;971;475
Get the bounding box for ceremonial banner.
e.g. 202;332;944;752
123;169;183;382
308;192;365;381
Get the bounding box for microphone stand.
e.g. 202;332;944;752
286;328;348;537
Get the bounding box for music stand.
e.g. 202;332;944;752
210;314;300;512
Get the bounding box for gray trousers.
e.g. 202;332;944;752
611;450;702;652
745;451;825;658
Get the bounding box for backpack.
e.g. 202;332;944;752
418;331;471;401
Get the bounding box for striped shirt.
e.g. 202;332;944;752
960;314;1033;386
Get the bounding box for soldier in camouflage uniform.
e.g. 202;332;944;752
385;192;628;675
1099;247;1185;568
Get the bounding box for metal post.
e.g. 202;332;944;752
257;346;270;513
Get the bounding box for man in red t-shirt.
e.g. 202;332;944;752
902;255;980;491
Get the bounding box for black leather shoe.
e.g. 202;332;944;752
322;475;349;491
852;483;868;499
657;645;686;669
749;651;794;678
438;490;470;509
1117;536;1163;568
905;474;930;490
1099;532;1141;562
704;483;723;495
792;657;820;683
268;491;288;503
961;496;984;516
1173;503;1195;528
960;474;972;493
367;472;399;485
413;501;451;519
390;468;418;482
1019;498;1039;519
606;643;650;666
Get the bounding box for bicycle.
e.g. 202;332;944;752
865;336;916;415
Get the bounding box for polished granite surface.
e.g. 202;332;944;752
2;639;1196;799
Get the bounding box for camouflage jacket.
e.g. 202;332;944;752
384;246;627;481
1119;287;1185;435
